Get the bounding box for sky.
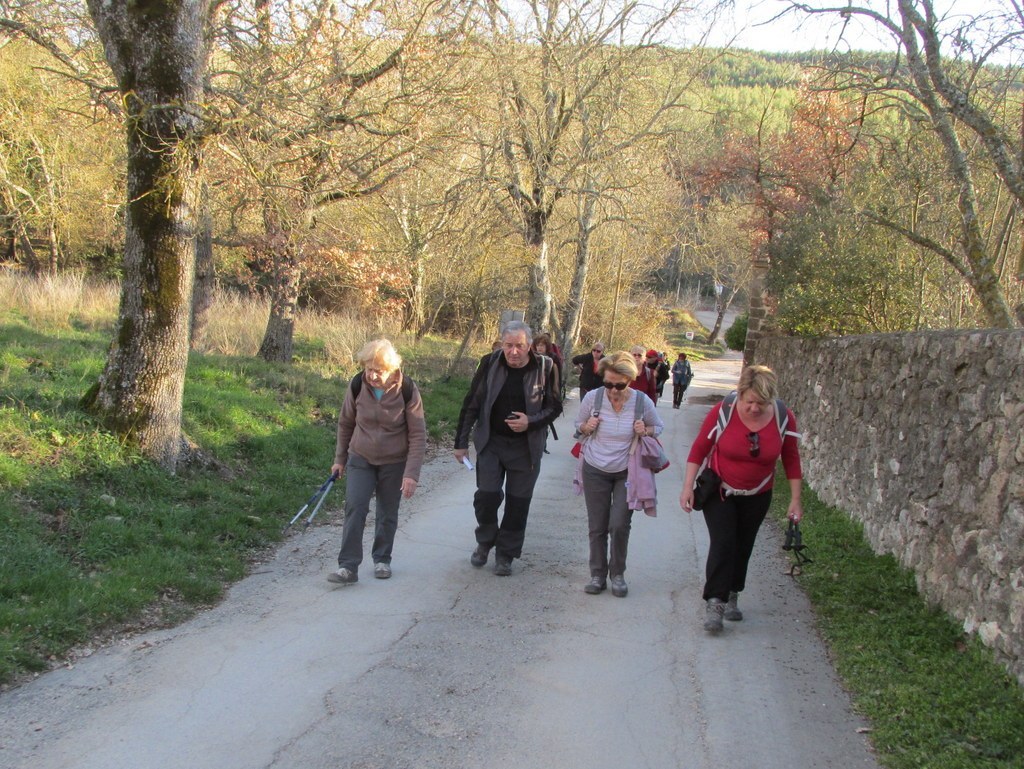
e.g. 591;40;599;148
699;0;1017;59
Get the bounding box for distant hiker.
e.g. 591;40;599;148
654;352;670;402
679;365;803;633
671;352;693;409
532;332;564;397
629;346;658;403
328;339;426;585
573;351;663;598
571;341;605;399
454;321;563;576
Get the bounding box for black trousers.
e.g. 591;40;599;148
473;434;542;560
701;489;772;602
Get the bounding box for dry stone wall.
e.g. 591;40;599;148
757;330;1024;684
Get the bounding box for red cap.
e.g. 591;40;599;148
646;349;658;358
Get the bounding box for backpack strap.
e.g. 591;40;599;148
774;398;802;440
707;391;738;443
633;389;645;421
350;371;415;404
593;386;604;415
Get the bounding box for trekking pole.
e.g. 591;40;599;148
282;471;338;535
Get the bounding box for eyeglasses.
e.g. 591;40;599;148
747;431;760;457
602;381;629;390
592;348;603;353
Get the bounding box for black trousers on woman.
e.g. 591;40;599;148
702;489;772;602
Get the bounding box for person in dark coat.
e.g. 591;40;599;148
455;321;563;575
571;341;605;399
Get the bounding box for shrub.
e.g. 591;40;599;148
724;313;748;351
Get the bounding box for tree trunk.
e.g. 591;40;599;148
83;0;213;472
560;191;596;366
524;209;552;333
257;207;301;363
190;179;216;350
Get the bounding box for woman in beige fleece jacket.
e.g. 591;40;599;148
327;339;426;585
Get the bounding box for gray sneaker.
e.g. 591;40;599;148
584;576;606;594
724;591;743;621
327;567;358;585
374;562;392;580
704;598;725;633
470;545;490;568
609;575;628;598
494;557;512;576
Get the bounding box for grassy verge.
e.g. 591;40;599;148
663;307;726;362
770;484;1024;769
0;316;472;686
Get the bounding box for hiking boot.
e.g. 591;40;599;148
584;576;606;595
327;567;358;585
703;598;725;633
609;575;628;598
374;562;392;580
724;591;743;621
470;545;490;568
493;557;512;576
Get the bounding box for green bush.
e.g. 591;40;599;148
724;313;748;351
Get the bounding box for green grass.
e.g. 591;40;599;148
770;484;1024;769
663;307;726;362
0;316;471;685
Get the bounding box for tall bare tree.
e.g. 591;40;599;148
472;0;689;333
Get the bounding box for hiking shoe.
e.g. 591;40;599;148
493;557;512;576
609;575;628;598
724;591;743;621
470;545;490;568
584;577;606;595
704;598;725;633
374;562;392;580
327;567;358;585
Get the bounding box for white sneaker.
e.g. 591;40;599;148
327;567;358;585
374;562;392;579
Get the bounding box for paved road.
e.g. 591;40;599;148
0;353;879;769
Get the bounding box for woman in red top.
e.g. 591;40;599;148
680;365;803;633
628;346;658;402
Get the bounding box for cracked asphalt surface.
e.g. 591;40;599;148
0;337;880;769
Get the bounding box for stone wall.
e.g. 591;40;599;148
757;330;1024;685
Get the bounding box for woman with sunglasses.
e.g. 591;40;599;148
574;351;664;597
680;365;803;632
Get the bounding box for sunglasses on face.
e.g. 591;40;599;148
747;431;760;457
602;380;629;390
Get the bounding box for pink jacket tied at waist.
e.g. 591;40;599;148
627;436;659;516
573;435;659;516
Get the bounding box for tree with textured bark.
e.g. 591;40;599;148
78;0;217;470
789;0;1024;327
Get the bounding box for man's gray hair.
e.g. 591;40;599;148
501;320;533;340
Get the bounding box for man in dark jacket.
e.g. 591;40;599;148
570;341;605;399
455;321;563;575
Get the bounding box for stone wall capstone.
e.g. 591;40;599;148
757;330;1024;685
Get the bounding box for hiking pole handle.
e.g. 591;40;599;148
282;472;338;534
303;473;338;530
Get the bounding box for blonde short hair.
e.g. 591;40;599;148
737;365;777;403
597;350;638;380
356;338;402;374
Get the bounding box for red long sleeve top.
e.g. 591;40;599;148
687;401;802;492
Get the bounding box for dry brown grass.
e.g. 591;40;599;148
1;270;400;367
0;269;119;330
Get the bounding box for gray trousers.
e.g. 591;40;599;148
337;452;405;572
473;434;541;560
581;460;633;578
